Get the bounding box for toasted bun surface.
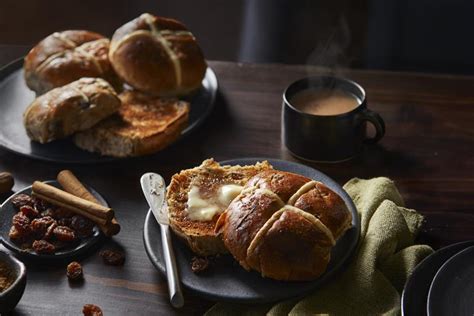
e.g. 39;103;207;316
166;159;273;256
73;90;189;157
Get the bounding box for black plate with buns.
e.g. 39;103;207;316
0;13;217;163
0;59;217;163
143;158;360;303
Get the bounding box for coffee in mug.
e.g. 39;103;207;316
282;76;385;162
290;89;360;116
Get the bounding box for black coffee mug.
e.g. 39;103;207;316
282;76;385;162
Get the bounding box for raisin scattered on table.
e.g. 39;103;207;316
191;256;210;273
66;261;83;281
12;212;31;234
71;215;95;237
32;239;55;254
82;304;103;316
20;205;39;218
99;250;125;266
53;226;76;242
11;194;33;209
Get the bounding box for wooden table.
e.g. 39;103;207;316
1;46;473;315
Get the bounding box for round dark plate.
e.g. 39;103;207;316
401;241;474;316
0;58;218;163
427;245;474;316
143;158;360;303
0;180;106;260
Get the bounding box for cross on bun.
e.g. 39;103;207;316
24;30;121;95
109;13;207;96
215;170;352;281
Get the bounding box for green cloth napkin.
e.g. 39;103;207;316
205;177;434;316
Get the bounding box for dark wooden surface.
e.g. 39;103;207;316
0;46;473;315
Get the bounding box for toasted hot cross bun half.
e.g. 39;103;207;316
73;90;190;157
24;30;121;95
166;159;273;256
215;170;352;281
109;13;207;96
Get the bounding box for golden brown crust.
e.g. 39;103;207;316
245;170;311;202
246;207;334;281
166;159;273;256
215;187;284;268
217;170;352;281
109;13;207;96
293;182;353;240
73;90;189;157
24;30;121;95
23;78;120;143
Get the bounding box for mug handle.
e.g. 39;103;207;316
358;109;385;144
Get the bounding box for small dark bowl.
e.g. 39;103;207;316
0;251;27;313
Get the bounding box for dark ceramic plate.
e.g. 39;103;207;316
427;245;474;316
401;241;474;316
0;180;106;260
0;58;218;163
143;158;360;303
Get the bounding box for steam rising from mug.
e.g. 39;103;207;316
305;15;352;81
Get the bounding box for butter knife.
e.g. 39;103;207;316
140;173;184;308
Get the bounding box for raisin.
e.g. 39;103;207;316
100;250;125;266
30;216;56;236
9;226;23;240
11;194;33;209
32;240;55;254
20;205;39;219
66;261;83;281
52;208;74;219
191;256;210;273
32;197;50;213
43;223;57;240
41;208;56;218
82;304;103;316
53;226;76;242
57;217;72;227
70;215;95;237
12;212;31;234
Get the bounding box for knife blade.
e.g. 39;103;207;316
141;172;169;225
140;173;184;308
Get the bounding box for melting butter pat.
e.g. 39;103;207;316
218;184;244;205
186;184;243;221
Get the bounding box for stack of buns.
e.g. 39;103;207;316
22;13;207;157
167;159;353;281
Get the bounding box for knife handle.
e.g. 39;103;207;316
160;223;184;308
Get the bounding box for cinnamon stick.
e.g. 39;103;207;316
57;170;120;236
32;181;114;223
58;170;100;203
32;191;108;226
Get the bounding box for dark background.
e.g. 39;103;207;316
1;0;473;74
